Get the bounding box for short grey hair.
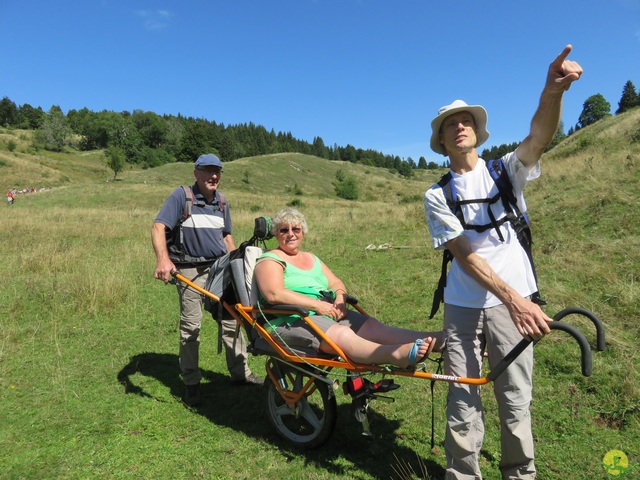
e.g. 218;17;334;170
271;208;309;235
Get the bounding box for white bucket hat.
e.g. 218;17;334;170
430;100;490;156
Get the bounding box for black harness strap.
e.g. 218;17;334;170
429;249;453;319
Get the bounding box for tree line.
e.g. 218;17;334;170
1;79;639;172
0;98;419;177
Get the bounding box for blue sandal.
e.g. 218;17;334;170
408;338;426;367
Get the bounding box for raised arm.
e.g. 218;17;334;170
516;44;583;168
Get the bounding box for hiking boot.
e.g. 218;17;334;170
231;373;264;387
182;383;202;406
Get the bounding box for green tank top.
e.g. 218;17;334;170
257;251;329;330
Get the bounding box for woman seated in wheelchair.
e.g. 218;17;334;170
254;208;442;369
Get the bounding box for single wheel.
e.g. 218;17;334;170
263;364;337;448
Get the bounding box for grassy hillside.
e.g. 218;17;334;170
1;109;638;479
0;129;109;189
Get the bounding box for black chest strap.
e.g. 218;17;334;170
429;159;545;319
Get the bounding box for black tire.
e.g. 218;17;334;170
263;366;337;449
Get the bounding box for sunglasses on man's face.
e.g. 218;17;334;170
278;226;302;235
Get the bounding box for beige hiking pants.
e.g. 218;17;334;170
443;302;536;480
176;265;251;385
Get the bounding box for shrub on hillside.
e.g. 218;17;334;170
335;176;359;200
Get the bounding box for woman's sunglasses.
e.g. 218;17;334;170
278;226;302;235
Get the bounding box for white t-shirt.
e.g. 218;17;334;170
424;152;540;308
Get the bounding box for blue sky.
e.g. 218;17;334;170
1;1;639;164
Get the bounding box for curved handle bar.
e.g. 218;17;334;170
553;307;606;351
487;321;593;381
542;322;593;376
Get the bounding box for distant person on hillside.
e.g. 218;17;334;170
7;190;15;205
423;45;583;479
152;153;263;407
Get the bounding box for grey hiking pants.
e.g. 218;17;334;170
443;302;536;480
176;264;251;385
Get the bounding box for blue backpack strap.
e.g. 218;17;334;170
486;159;531;246
437;171;465;226
487;159;519;215
487;159;545;305
437;172;455;210
487;158;510;192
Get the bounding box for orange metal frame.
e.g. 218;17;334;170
173;272;493;386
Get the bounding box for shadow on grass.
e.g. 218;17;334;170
286;407;447;480
117;352;182;400
117;352;446;480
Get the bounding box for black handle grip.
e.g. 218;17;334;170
487;338;532;382
543;321;593;376
553;307;606;351
487;321;593;381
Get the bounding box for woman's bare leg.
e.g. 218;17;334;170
320;324;433;368
356;317;443;351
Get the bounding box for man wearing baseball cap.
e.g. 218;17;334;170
424;46;583;479
152;153;262;407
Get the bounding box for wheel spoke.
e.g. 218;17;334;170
297;399;322;430
273;402;293;420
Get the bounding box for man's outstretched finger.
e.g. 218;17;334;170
552;44;573;67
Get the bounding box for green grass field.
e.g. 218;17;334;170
1;110;639;479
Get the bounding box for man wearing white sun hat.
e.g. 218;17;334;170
424;45;583;479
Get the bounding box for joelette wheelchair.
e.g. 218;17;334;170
173;224;606;449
